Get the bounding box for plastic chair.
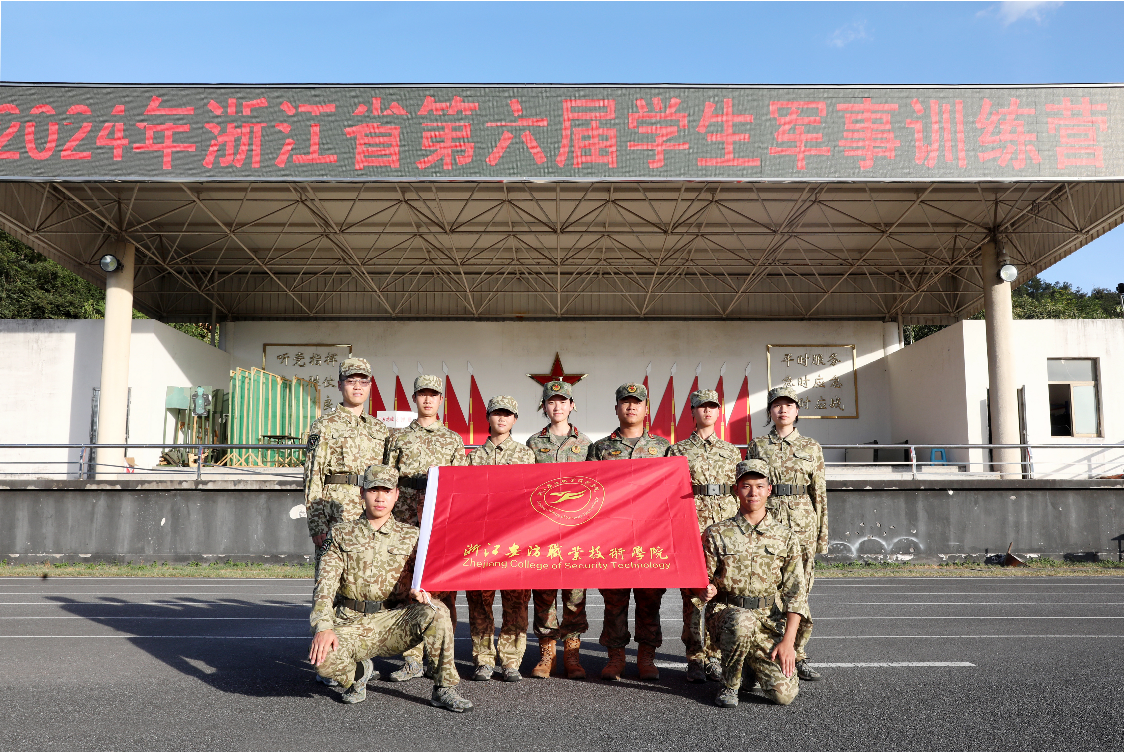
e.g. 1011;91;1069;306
930;448;948;465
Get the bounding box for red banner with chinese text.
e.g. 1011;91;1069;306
412;456;706;590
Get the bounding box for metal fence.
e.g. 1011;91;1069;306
1;441;1121;481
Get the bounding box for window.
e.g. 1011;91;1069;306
1047;358;1101;437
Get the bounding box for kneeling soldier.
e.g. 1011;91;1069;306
308;464;473;712
700;459;807;708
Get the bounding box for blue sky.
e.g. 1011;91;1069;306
0;0;1121;292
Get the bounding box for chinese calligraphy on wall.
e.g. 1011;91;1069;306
766;344;858;419
263;343;352;412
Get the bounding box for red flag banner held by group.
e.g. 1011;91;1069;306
412;457;707;591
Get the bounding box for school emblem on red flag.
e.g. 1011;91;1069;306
411;456;707;591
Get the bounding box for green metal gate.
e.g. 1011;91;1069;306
227;368;321;466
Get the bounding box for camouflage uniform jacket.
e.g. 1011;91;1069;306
703;512;809;620
526;424;593;463
303;405;390;538
467;435;537;466
383;419;466;479
667;431;741;527
311;515;419;634
746;427;829;554
586;428;671;461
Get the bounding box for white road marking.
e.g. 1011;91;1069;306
842;602;1124;605
0;616;308;620
817;616;1124;620
816;634;1124;638
0;635;308;638
0;592;312;596
808;661;975;667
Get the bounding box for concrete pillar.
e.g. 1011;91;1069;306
96;242;135;479
981;240;1021;478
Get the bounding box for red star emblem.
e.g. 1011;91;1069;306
527;352;588;387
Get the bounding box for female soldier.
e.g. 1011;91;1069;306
746;385;827;681
524;380;593;679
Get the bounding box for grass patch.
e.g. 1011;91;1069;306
818;557;1124;577
0;559;314;578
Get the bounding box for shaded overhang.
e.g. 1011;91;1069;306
1;83;1121;323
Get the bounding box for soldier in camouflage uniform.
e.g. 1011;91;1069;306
382;374;467;683
586;382;672;681
304;357;390;554
525;380;593;680
701;459;807;708
465;396;537;682
667;389;741;683
745;385;828;682
308;464;472;712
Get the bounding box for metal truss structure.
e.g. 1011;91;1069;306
1;179;1121;323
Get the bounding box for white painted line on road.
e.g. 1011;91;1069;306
817;616;1124;620
808;661;975;667
816;634;1124;638
0;616;308;620
0;602;307;606
817;592;1124;596
0;635;308;638
843;602;1124;605
0;592;312;596
653;661;688;669
816;581;1124;586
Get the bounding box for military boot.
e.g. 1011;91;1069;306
796;660;822;681
685;660;706;683
636;644;660;681
471;664;494;681
500;666;522;682
600;647;627;681
430;686;474;713
714;686;739;708
562;637;586;680
531;638;556;678
387;656;423;683
705;657;723;682
340;659;374;704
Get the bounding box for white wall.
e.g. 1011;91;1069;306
224;319;896;458
0;320;231;476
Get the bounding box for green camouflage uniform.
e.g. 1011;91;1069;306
746;426;827;661
311;515;459;689
383;414;467;664
703;512;808;704
303;405;390;540
586;426;672;649
667;428;741;664
526;422;594;642
464;432;537;668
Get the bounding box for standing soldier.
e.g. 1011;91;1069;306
465;396;537;682
382;374;466;683
586;382;672;681
667;389;741;684
746;385;827;682
525;380;594;680
308;463;473;712
700;459;806;708
304;357;390;565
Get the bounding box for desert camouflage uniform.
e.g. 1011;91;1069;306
463;435;537;668
384;419;467;663
303;405;390;542
526;424;594;642
667;430;741;664
311;515;459;689
746;426;827;661
703;512;808;704
586;428;672;649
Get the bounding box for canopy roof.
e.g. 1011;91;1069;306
1;84;1121;322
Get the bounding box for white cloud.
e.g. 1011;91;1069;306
984;1;1065;26
828;21;871;49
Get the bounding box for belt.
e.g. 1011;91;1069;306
335;596;384;614
721;593;776;610
398;475;428;491
325;473;360;485
692;483;733;496
770;483;808;497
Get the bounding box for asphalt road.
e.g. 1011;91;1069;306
1;576;1121;751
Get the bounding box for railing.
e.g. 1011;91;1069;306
1;441;1121;482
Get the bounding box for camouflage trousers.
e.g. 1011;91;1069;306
707;604;799;706
681;496;739;662
774;496;819;661
532;589;588;641
598;588;666;649
402;591;458;665
315;600;460;689
466;589;531;668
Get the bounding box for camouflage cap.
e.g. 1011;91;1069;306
735;459;771;482
690;389;721;408
359;463;399;490
338;357;372;380
413;374;444;394
487;395;519;416
767;385;800;406
541;380;574;402
615;382;648;402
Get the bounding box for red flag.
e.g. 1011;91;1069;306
675;367;699;442
715;371;726;442
369;378;386;415
413;456;706;590
649;366;675;442
727;372;752;458
444;375;470;443
642;363;652;433
393;375;410;412
467;366;488;446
